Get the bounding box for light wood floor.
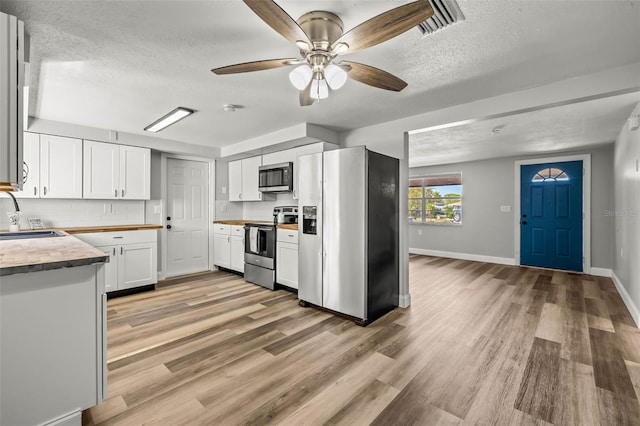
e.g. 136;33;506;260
84;255;640;425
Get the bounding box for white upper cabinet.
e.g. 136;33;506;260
40;134;83;198
228;156;264;202
228;160;242;202
262;148;296;166
83;140;150;200
83;140;119;199
120;145;150;200
16;132;40;198
241;155;262;201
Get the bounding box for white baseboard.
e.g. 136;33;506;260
611;271;640;328
409;248;516;266
44;409;82;426
398;293;411;308
590;267;612;277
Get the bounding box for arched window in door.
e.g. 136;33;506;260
531;167;569;182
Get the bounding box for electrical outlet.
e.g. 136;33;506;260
621;247;624;259
103;203;113;214
500;205;511;212
222;186;227;195
418;228;422;235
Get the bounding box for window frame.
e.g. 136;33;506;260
409;172;463;226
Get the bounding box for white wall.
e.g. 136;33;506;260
0;198;144;229
408;146;614;269
613;103;640;324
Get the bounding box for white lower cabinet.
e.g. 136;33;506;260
230;231;245;273
213;232;231;269
76;230;157;292
276;229;298;289
214;224;245;273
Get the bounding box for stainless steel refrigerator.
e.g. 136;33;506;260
298;146;399;325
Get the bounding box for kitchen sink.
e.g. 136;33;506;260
0;230;66;241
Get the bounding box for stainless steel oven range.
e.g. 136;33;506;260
244;223;276;290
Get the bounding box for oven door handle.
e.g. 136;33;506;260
257;227;274;232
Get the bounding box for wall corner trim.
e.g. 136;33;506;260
409;248;516;266
590;267;612;278
398;293;411;308
611;271;640;328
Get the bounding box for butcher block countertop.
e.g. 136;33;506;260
214;220;273;226
0;232;108;276
277;224;298;231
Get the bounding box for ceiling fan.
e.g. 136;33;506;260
212;0;434;106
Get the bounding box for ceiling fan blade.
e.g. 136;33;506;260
212;58;297;75
340;61;408;92
243;0;311;46
332;0;433;54
299;80;315;107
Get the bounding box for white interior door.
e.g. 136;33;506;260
166;158;209;277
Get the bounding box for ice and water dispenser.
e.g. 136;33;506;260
302;206;317;235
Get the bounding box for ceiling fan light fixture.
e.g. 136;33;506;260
310;78;329;100
295;40;310;51
332;42;349;55
324;64;348;90
289;65;313;90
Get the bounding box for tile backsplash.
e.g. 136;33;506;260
0;198;145;229
242;193;296;221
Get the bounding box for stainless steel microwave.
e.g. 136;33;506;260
258;162;293;193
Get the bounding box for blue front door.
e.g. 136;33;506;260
520;160;583;272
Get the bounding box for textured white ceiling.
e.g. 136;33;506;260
2;0;640;156
409;91;640;167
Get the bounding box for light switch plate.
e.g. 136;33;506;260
222;186;227;194
153;205;162;214
500;205;511;212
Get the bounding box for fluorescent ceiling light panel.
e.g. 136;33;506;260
144;107;194;132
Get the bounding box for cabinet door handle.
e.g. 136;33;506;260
121;247;123;255
114;189;118;197
259;192;262;200
121;189;125;197
239;193;242;200
33;186;37;196
227;236;230;243
43;186;47;196
112;247;115;256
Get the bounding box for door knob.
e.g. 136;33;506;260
521;221;528;225
522;214;527;218
167;224;172;229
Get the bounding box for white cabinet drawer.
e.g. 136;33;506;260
213;224;231;235
75;229;157;247
277;229;298;244
231;225;244;236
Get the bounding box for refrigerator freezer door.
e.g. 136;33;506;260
297;152;323;306
323;147;366;319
